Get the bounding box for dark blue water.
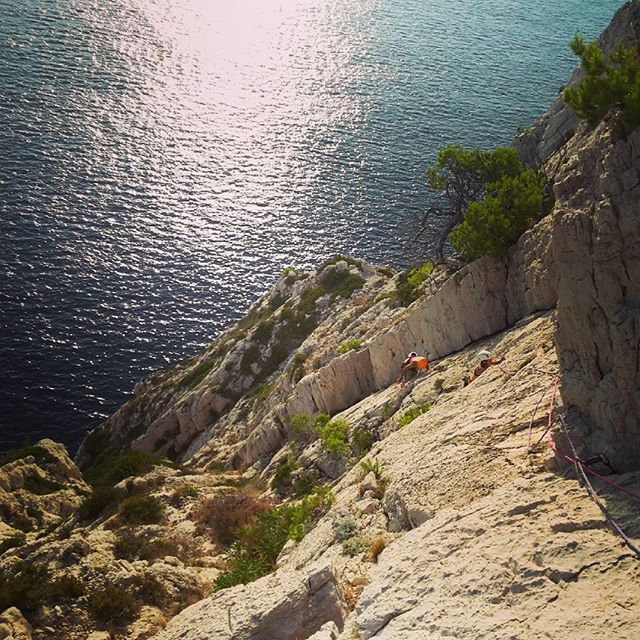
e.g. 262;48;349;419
0;0;624;453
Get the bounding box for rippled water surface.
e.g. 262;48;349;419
0;0;624;452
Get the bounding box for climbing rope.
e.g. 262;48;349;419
556;415;640;559
528;380;640;558
527;376;560;452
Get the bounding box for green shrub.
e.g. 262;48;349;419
47;574;85;599
240;345;261;375
83;451;170;488
289;352;306;384
298;286;325;316
23;472;63;495
351;427;375;459
397;403;432;428
0;533;26;556
336;338;362;355
214;553;270;591
130;573;170;608
360;458;385;480
253;319;274;343
319;419;350;457
169;483;199;505
321;269;365;301
333;516;357;542
0;563;84;612
193;490;271;546
381;403;396;420
270;455;298;494
114;530;171;561
214;491;333;591
79;486;124;522
342;535;369;557
287;413;328;444
291;474;317;498
394;262;434;306
180;359;217;389
251;382;274;405
118;494;165;525
377;266;395;277
450;170;547;261
564;35;640;134
88;584;138;622
0;444;57;468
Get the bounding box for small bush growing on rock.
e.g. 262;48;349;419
381;403;396;420
319;419;351;457
240;345;261;375
289;351;306;384
0;562;47;611
336;338;362;355
214;491;333;591
360;458;384;481
342;535;369;557
79;486;124;522
0;533;26;556
88;584;139;623
368;536;388;562
252;382;274;405
394;262;434;306
292;473;317;498
253;319;275;344
24;472;64;495
397;403;431;428
334;516;357;542
193;490;271;547
0;562;85;612
320;255;363;271
169;483;199;506
270;455;298;494
351;427;375;459
180;358;218;389
83;451;171;488
0;444;57;467
321;269;366;301
118;494;165;525
287;413;326;444
114;529;172;561
564;35;640;135
130;573;171;609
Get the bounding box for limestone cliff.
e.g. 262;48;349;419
2;3;640;640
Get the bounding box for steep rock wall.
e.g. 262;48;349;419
553;119;640;469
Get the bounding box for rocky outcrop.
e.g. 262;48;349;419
0;440;89;544
552;119;640;470
515;1;640;164
157;314;640;640
159;562;345;640
0;608;32;640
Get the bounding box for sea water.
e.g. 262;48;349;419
0;0;624;451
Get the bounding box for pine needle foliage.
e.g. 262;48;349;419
564;35;640;135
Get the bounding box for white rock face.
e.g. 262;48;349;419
552;120;640;470
158;562;345;640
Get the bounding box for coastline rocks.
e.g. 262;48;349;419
0;440;89;538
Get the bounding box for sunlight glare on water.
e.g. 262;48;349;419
0;0;625;451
